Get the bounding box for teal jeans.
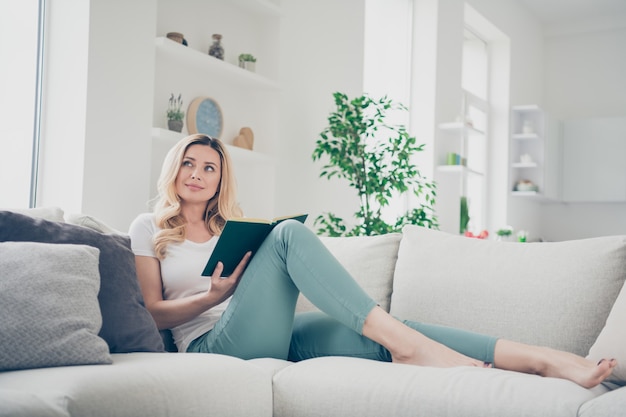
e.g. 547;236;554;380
188;221;497;364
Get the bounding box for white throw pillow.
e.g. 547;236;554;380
586;280;626;386
391;225;626;358
297;233;402;313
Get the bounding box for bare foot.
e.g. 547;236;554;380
534;348;617;388
391;331;487;368
495;340;617;389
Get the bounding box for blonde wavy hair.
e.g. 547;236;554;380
152;134;242;259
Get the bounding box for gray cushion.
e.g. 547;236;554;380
391;226;626;356
0;211;164;353
0;241;112;371
296;233;402;313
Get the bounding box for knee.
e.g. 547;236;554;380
271;219;310;243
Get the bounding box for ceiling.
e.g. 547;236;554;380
516;0;626;24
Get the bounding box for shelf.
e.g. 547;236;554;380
155;37;280;91
511;191;557;203
438;122;485;136
437;165;483;176
511;162;539;168
511;104;541;112
512;133;540;140
151;128;275;165
231;0;282;16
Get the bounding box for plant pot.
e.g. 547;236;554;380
168;120;183;133
239;61;255;72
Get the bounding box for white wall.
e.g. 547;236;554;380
275;0;366;225
39;0;156;231
539;20;626;240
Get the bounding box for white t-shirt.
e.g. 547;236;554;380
128;212;229;352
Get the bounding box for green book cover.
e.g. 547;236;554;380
201;213;308;277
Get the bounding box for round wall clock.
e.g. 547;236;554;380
187;97;223;139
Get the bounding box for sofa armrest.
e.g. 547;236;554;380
578;386;626;417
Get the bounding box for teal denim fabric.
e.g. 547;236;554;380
188;220;497;364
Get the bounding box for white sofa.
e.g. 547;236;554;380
0;207;625;417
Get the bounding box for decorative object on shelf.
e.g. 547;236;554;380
233;127;254;150
517;230;528;243
208;34;224;60
187;96;223;139
496;226;514;241
446;152;466;166
522;119;534;134
238;53;256;72
312;92;438;236
166;32;186;46
464;229;488;239
459;196;470;234
519;153;533;164
514;179;539;192
166;93;185;133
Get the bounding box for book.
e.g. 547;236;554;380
201;214;308;277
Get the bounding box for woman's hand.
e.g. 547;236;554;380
207;251;252;305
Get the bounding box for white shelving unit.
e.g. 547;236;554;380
154;37;280;91
436;116;487;234
509;105;560;201
152;0;281;218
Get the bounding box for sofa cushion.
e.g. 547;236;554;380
272;356;603;417
296;233;402;313
1;206;65;222
578;385;626;416
587;279;626;386
0;242;112;371
391;226;626;357
0;353;274;417
0;211;164;353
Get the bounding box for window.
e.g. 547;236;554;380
461;26;489;233
0;0;44;207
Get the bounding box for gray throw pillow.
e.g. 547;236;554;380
0;211;164;353
0;241;112;371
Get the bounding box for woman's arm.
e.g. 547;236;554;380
135;253;251;330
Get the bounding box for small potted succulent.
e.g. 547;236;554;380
238;53;256;72
496;226;514;241
167;93;184;132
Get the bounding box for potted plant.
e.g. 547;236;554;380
167;93;184;132
238;53;256;72
311;92;438;236
496;226;514;241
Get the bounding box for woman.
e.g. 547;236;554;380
129;134;616;388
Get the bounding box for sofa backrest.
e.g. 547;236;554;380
390;225;626;357
296;233;402;313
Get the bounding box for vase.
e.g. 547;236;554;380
238;60;255;72
168;120;183;133
166;32;184;44
208;34;224;60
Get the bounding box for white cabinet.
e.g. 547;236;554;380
509;105;561;201
561;117;626;202
151;0;281;218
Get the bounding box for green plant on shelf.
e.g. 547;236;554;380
167;93;185;121
238;53;257;63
